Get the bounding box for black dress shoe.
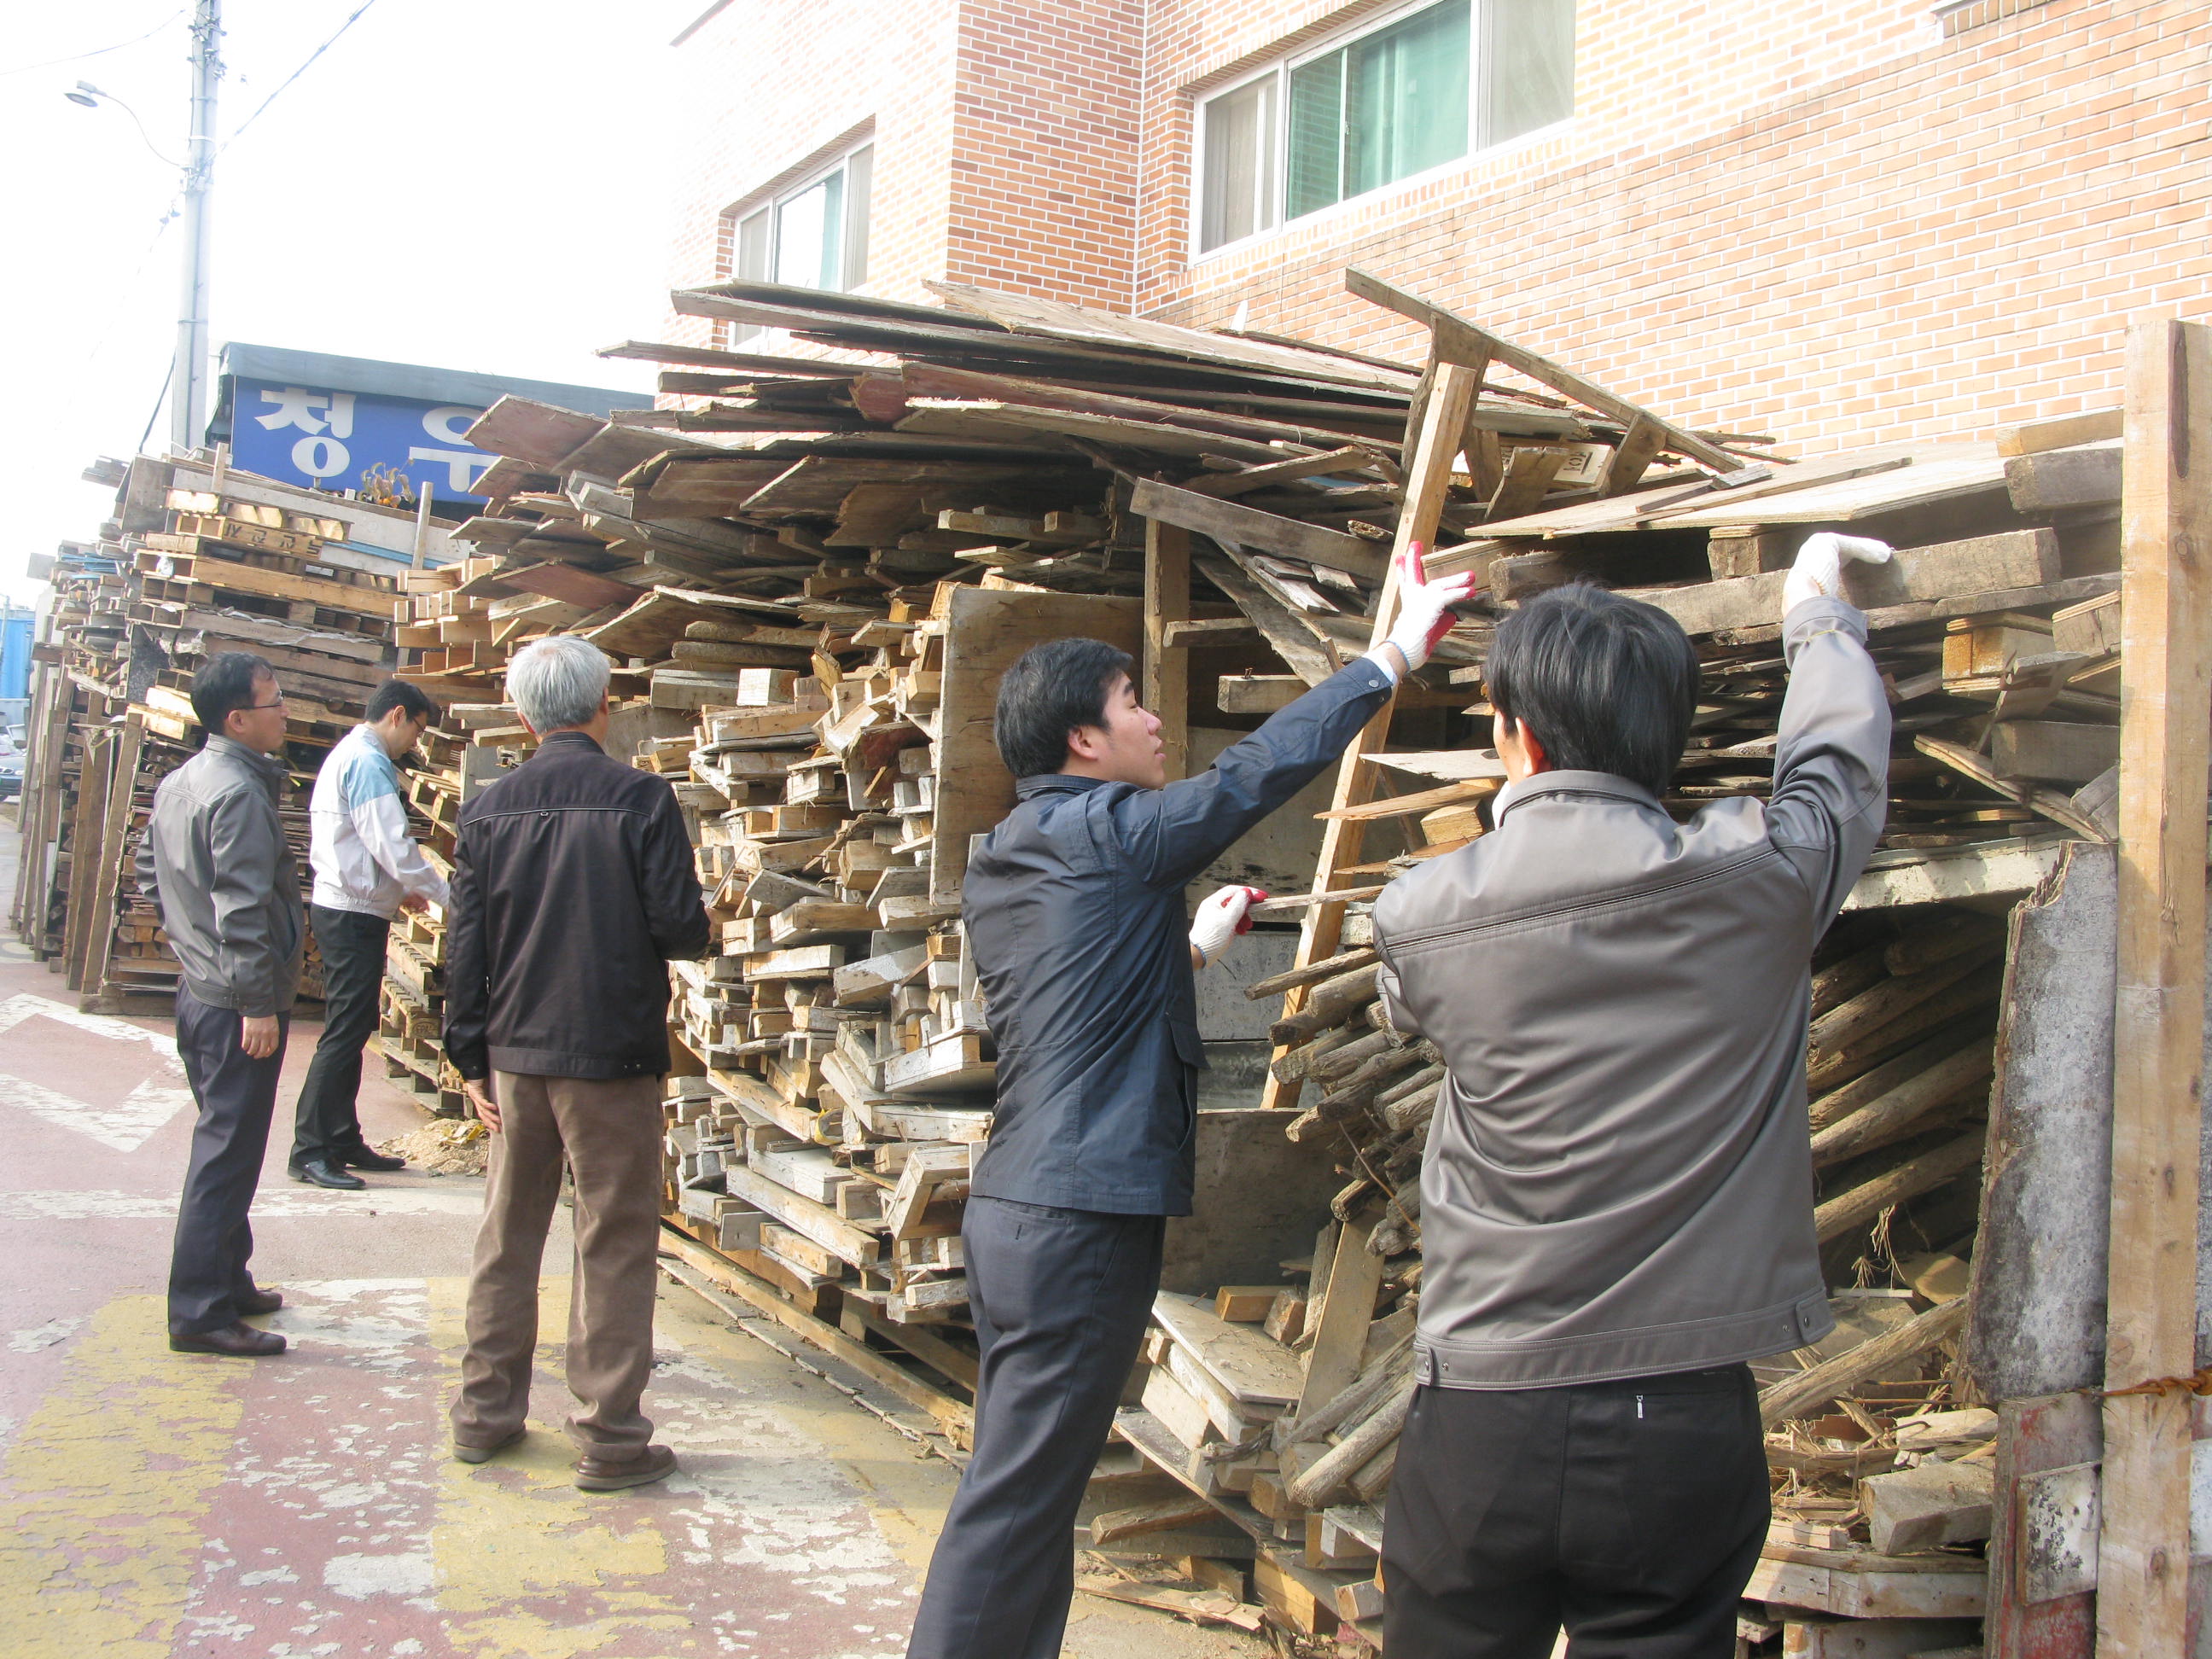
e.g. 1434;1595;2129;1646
170;1321;287;1357
236;1285;283;1315
288;1157;366;1190
338;1144;406;1173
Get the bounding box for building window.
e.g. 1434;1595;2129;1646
725;143;873;340
1196;0;1574;254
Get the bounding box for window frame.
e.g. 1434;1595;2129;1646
1190;0;1575;263
723;138;876;342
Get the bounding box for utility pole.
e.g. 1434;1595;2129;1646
171;0;222;456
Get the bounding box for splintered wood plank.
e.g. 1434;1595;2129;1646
1260;358;1480;1112
928;585;1142;905
2098;315;2212;1659
1144;518;1191;782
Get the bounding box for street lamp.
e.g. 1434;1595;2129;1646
62;83;184;167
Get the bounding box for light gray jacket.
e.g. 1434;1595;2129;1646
137;734;305;1018
1373;597;1889;1388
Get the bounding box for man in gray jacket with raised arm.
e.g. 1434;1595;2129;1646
138;652;305;1358
1372;534;1895;1657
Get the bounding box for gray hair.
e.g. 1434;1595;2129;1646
508;634;611;731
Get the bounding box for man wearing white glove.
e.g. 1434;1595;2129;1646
908;549;1475;1659
1369;538;1892;1656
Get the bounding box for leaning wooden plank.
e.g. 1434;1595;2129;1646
1758;1295;1971;1424
597;338;864;376
1262;362;1481;1111
1284;1377;1415;1507
1131;478;1388;581
1152;1292;1306;1409
1187;445;1386;498
2099;315;2212;1659
1638;530;2058;637
1343;266;1742;474
1656;444;2009;527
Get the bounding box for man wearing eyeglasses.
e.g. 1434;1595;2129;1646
137;652;306;1358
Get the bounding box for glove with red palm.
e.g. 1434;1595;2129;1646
1190;885;1266;968
1377;543;1481;676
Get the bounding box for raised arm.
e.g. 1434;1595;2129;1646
1765;535;1895;925
1122;544;1477;890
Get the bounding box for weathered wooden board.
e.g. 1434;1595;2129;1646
928;586;1143;905
1635;530;2059;637
1152;1291;1305;1408
1965;841;2116;1400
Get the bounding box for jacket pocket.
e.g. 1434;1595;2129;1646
1168;1018;1208;1074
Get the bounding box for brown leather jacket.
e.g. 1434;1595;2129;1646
1374;597;1890;1388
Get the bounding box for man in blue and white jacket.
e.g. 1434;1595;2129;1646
288;678;449;1190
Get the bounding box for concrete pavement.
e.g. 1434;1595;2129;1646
0;826;1253;1659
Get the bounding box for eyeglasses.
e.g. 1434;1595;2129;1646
247;697;287;710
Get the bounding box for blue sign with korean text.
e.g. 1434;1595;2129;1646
229;379;496;509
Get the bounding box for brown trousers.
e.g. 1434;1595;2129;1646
450;1070;665;1456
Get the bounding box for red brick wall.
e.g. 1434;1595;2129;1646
1135;0;2210;451
661;0;963;350
663;0;2209;451
947;0;1144;306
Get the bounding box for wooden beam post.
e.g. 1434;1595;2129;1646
1144;518;1191;783
2097;315;2212;1659
1259;358;1481;1111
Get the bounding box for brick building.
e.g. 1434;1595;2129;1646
665;0;2209;451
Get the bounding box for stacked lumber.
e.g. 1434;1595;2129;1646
17;457;428;1008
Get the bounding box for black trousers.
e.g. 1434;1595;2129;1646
906;1196;1166;1659
1382;1365;1768;1659
289;904;389;1166
169;985;290;1336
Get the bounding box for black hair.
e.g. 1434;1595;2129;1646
366;678;438;725
1484;583;1699;796
191;652;275;737
993;637;1135;779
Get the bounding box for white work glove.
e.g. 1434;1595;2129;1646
1375;543;1481;678
1783;533;1894;617
1190;885;1266;968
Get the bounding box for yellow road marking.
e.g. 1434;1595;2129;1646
0;1295;243;1659
427;1276;697;1659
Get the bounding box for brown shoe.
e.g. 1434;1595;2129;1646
574;1444;677;1492
236;1286;283;1316
453;1427;527;1464
170;1321;287;1357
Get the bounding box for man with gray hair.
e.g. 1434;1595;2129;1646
444;634;712;1489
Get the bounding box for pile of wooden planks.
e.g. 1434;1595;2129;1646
15;456;442;1009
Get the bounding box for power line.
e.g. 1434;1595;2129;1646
216;0;381;158
0;9;185;79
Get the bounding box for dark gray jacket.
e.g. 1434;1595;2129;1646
444;731;712;1081
1374;597;1889;1388
137;734;304;1018
965;658;1394;1215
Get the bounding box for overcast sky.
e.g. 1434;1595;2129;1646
0;0;713;605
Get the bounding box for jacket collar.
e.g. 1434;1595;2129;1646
205;733;286;782
1493;769;1662;825
1016;771;1113;800
536;730;607;757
